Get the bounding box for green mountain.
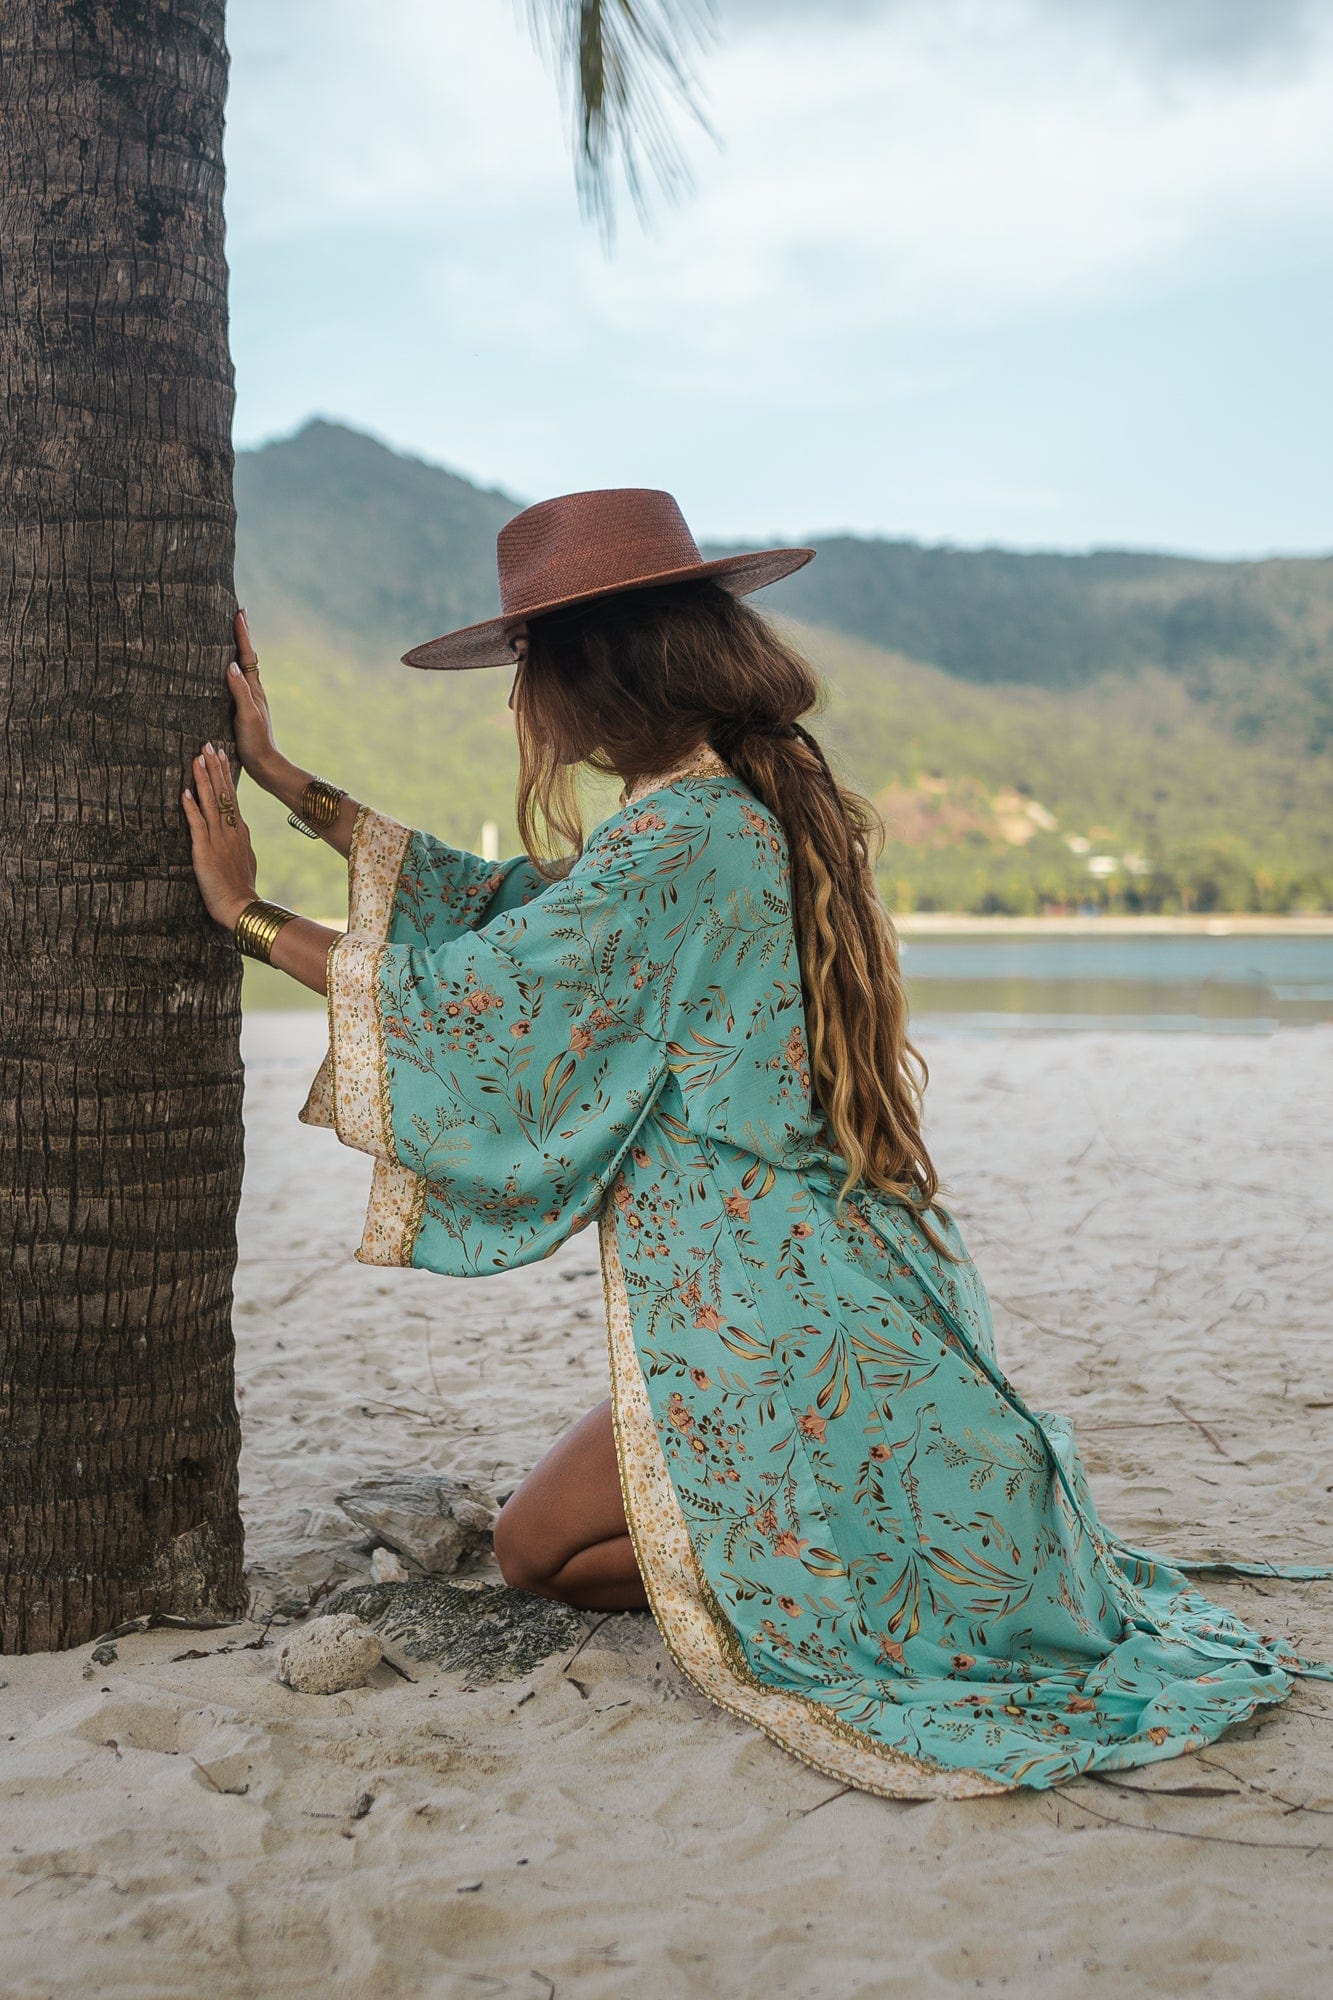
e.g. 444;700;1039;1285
235;418;522;660
233;419;1333;918
758;540;1333;756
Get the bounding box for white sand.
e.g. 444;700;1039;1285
3;1018;1331;1999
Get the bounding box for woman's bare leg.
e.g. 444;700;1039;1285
492;1397;648;1612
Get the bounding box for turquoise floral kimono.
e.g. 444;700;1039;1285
300;746;1332;1797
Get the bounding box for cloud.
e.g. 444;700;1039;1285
1046;0;1321;77
576;0;1333;357
721;0;1324;79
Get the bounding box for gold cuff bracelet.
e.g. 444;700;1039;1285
235;899;298;963
287;775;347;839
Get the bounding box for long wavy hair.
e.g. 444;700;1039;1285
513;578;951;1242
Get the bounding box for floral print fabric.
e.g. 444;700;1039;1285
303;766;1332;1794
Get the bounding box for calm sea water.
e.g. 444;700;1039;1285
243;931;1333;1034
897;932;1333;1034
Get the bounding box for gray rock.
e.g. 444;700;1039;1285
331;1578;585;1683
336;1473;495;1577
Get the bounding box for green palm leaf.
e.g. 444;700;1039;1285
526;0;717;239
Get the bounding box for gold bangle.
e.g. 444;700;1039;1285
287;775;346;839
234;899;299;963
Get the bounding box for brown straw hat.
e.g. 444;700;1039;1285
401;487;815;671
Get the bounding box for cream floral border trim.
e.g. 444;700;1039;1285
355;1158;428;1268
323;937;391;1155
298;804;429;1268
598;1196;1010;1800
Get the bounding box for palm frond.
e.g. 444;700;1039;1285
526;0;718;243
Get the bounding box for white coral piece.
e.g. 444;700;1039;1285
276;1613;384;1695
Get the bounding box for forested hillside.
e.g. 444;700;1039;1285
759;539;1333;755
233;421;1332;915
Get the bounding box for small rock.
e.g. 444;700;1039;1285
90;1641;118;1667
337;1474;495;1576
370;1545;410;1583
331;1578;584;1683
276;1613;384;1695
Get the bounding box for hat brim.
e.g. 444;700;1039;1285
399;545;816;671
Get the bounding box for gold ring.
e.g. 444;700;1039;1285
218;793;234;810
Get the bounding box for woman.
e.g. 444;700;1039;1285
185;487;1331;1799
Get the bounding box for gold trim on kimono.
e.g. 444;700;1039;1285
598;1197;1009;1801
298;803;429;1267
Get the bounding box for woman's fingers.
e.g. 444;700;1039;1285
192;749;212;821
188;742;252;853
182;785;215;872
208;741;238;804
234;606;258;668
229;609;263;708
193;743;226;833
223;612;280;787
228;659;265;718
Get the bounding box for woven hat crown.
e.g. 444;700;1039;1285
498;489;700;615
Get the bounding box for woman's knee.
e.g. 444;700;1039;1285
492;1491;553;1595
491;1400;623;1598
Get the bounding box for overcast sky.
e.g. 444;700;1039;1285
223;0;1333;554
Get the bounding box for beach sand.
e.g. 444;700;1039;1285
3;1017;1330;1999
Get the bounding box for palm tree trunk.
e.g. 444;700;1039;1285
0;0;245;1650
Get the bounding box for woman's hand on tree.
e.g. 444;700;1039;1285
220;607;360;855
182;741;260;930
227;608;285;787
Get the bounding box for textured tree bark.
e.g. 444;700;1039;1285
0;0;246;1649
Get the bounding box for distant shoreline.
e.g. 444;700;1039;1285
892;913;1333;936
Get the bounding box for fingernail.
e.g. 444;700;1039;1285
205;741;214;753
228;662;240;676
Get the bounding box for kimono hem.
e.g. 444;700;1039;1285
299;770;1333;1797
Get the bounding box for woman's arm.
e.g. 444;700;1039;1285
227;608;361;860
251;745;362;862
267;913;340;995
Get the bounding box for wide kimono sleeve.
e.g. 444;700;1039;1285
299;804;545;1144
299;793;712;1275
